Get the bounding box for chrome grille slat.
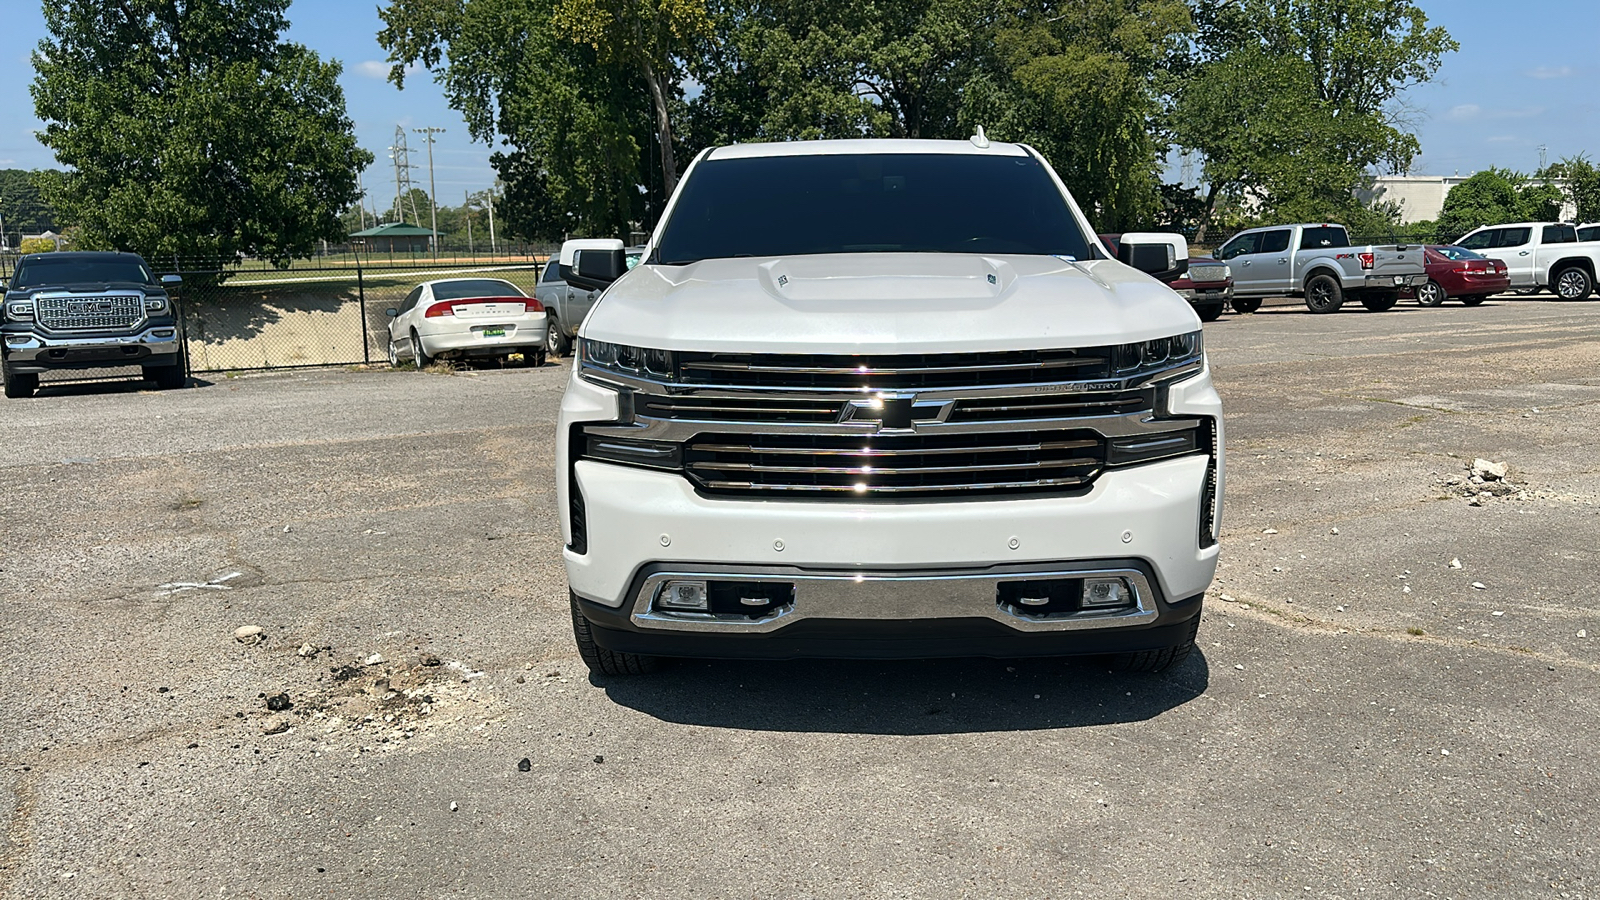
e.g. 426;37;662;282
684;428;1104;500
34;293;145;331
690;439;1098;456
688;456;1099;475
697;476;1093;494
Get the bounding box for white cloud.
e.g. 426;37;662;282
0;159;14;166
355;60;392;79
1486;135;1520;144
1446;104;1544;122
1527;66;1575;79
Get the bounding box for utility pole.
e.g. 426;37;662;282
465;190;474;255
487;186;497;255
414;127;445;258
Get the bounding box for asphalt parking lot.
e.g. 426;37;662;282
2;295;1598;898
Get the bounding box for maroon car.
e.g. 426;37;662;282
1411;245;1509;307
1100;234;1235;321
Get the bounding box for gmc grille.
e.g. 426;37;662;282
34;293;145;331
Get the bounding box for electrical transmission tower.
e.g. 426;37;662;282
388;125;421;225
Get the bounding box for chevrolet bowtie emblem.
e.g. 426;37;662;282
840;393;954;431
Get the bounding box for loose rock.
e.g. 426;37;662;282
593;755;605;764
364;653;385;666
265;693;293;712
1471;459;1507;482
420;654;442;667
262;717;290;735
517;758;532;772
1449;558;1462;569
296;643;318;658
1471;582;1487;591
233;625;264;644
1262;528;1278;535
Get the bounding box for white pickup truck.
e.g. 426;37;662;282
554;137;1223;676
1215;223;1427;313
1455;222;1599;300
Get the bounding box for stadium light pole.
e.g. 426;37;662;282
414;127;446;258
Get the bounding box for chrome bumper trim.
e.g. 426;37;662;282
626;563;1160;634
1;325;180;363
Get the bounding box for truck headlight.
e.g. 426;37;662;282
579;338;676;381
144;296;168;313
4;299;35;321
1111;330;1202;377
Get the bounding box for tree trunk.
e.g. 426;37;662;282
639;57;678;196
1193;183;1221;246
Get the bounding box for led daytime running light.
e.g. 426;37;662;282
580;338;676;380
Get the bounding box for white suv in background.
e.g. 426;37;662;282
556;138;1223;675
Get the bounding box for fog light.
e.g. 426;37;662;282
658;580;709;611
1082;577;1133;609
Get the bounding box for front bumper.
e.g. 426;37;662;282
1;323;181;373
1175;285;1232;302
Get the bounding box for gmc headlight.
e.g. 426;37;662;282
1111;330;1202;378
579;338;676;381
144;296;168;313
4;299;35;321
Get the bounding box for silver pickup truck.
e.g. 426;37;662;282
1215;224;1427;314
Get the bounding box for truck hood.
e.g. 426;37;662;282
581;253;1199;354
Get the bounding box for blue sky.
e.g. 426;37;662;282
1;0;1595;213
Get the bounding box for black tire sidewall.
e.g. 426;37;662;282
1305;274;1344;314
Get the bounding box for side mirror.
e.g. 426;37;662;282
1117;232;1189;284
161;274;183;287
557;238;626;292
385;308;398;317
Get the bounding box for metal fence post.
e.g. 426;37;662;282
357;258;371;364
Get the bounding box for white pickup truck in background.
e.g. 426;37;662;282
1215;223;1428;313
1455;222;1600;300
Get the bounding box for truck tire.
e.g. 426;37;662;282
570;592;659;675
1415;279;1447;307
1109;614;1200;674
1460;295;1487;307
1230;297;1262;315
145;362;186;389
546;318;570;358
1304;273;1344;314
2;369;38;399
1361;292;1399;312
1554;266;1593;300
1196;301;1225;322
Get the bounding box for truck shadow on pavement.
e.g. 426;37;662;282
595;652;1209;735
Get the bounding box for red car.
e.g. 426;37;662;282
1411;245;1510;307
1100;234;1235;321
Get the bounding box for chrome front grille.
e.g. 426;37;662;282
677;349;1111;390
34;293;145;331
685;429;1104;498
1188;264;1227;283
640;390;1149;425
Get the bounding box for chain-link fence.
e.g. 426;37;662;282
169;261;546;374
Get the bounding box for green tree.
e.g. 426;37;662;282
31;0;372;267
1436;168;1560;239
1174;0;1457;239
380;0;685;240
1552;155;1600;224
0;170;63;245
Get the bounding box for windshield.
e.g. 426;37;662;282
429;279;525;300
13;256;155;288
654;152;1095;264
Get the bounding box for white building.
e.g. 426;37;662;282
1358;175;1576;224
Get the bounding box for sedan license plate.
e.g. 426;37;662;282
483;327;506;338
